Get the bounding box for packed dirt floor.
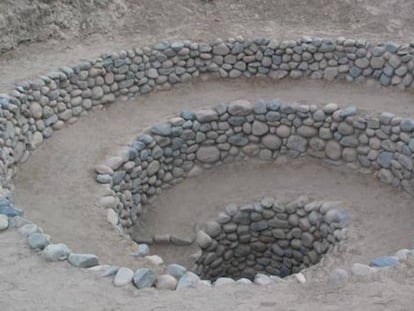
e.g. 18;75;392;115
1;1;414;310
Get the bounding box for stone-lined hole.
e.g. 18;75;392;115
193;196;348;281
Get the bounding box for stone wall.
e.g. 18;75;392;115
0;37;414;197
0;37;413;291
193;197;348;281
96;99;414;232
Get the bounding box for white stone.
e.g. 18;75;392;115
104;157;124;170
107;209;119;225
31;131;43;148
395;249;412;261
214;277;235;287
145;255;164;265
236;278;253;285
42;243;71;261
294;272;306;284
0;215;8;231
100;196;118;209
254;274;273;285
155;274;177;290
95;164;114;175
113;267;134;287
351;263;377;277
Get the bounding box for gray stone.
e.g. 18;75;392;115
42;243;71;261
114;267;134;287
166;264;187;279
339;106;357;118
0;200;23;218
370;256;400;268
100;266;120;277
297;125;317;138
147;68;159;79
252;121;269;136
132;244;150;257
229;69;242;78
91;86;104;99
68;253;99;268
276;125;291;138
377;169;393;184
324;67;338;80
228;134;249;146
196;230;212;249
228;100;252;116
287;135;307;153
176;271;200;290
325;140;342;160
18;224;40;237
401;119;414;131
195;109;218;122
323;103;338;114
377;151;394;168
29;103;43;119
204;221;222;238
27;232;49;250
133;268;157;289
151;123;171;136
370;57;385;69
196;146;220;163
213;43;230;55
262;135;282;150
214;277;235;287
398;154;413;170
147;160;160;176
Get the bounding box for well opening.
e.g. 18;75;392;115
194;196;348;281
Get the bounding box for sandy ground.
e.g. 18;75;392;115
2;0;414;92
1;0;414;310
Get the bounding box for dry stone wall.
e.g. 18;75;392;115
0;37;414;196
194;197;348;281
0;36;413;291
96;99;414;232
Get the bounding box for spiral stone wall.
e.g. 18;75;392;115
193;197;348;281
96;99;414;231
0;36;413;291
0;37;414;197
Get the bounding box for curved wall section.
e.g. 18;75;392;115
0;37;414;194
96;99;414;231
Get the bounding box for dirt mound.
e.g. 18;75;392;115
1;0;414;54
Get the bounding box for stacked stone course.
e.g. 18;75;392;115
194;197;348;281
97;99;414;232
